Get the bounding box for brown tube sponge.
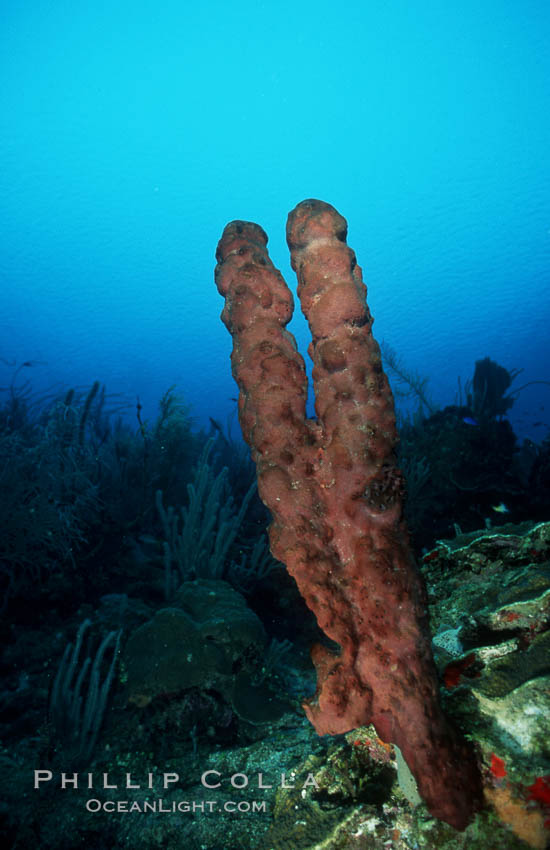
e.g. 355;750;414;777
215;199;482;830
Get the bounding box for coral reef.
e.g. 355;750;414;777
1;360;549;847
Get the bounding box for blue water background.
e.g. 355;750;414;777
2;0;549;440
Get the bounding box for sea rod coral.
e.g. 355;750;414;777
214;199;482;830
